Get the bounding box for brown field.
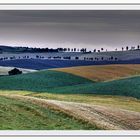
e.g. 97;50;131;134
53;64;140;81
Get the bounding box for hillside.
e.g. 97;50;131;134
0;59;140;70
48;76;140;99
1;46;140;61
0;69;139;99
0;70;92;92
0;95;97;130
0;67;140;130
0;94;140;130
0;59;102;70
54;64;140;81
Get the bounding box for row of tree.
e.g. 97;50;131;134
122;45;140;51
0;45;140;54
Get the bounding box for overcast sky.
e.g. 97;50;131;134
0;10;140;51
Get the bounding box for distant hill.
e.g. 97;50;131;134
54;64;140;81
0;45;15;52
0;69;139;99
0;45;59;53
0;59;140;70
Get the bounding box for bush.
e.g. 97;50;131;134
8;68;22;75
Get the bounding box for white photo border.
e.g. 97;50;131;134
0;3;139;137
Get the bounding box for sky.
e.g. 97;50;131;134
0;10;140;51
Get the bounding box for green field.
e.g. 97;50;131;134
0;95;98;130
48;76;140;99
0;69;139;99
0;70;92;92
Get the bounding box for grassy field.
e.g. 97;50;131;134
47;76;140;99
0;70;92;92
54;64;140;81
0;90;140;113
29;92;140;113
0;95;98;130
0;91;140;130
0;67;140;99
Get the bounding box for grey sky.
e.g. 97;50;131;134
0;10;140;51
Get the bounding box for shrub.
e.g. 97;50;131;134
8;68;22;75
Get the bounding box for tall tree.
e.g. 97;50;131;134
126;46;129;51
101;48;104;51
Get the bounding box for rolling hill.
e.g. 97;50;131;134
0;64;140;130
0;59;140;70
0;67;139;99
1;47;140;61
0;70;93;92
54;64;140;81
0;94;139;130
0;95;97;130
48;76;140;99
0;59;102;70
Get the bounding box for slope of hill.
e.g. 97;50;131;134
0;59;140;70
48;76;140;99
0;59;102;70
0;95;97;130
0;70;93;92
54;64;140;81
79;49;140;61
0;45;15;52
0;69;139;98
0;66;140;130
29;92;140;113
0;47;140;61
1;94;140;130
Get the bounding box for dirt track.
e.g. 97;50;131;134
1;94;140;130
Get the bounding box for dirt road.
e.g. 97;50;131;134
1;94;140;130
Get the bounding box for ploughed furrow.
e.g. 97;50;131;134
1;94;140;130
